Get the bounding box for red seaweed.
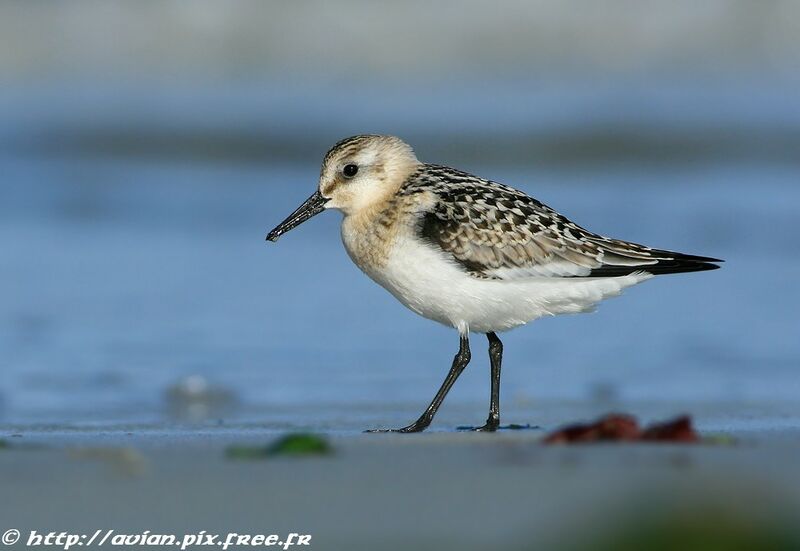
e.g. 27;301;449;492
543;413;699;444
641;415;699;443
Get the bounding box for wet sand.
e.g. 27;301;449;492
3;401;800;550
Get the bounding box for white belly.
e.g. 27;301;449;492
352;232;651;334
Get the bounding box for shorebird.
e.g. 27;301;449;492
267;135;722;433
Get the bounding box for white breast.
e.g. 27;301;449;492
354;232;652;334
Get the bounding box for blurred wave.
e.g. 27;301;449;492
2;1;799;77
2;78;800;167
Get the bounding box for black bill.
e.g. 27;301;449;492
266;190;329;242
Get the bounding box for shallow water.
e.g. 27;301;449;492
1;80;799;426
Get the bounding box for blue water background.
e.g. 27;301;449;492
0;79;798;424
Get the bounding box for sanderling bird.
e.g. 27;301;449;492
267;135;722;433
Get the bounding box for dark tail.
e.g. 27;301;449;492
587;251;723;277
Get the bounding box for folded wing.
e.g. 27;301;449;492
411;166;722;280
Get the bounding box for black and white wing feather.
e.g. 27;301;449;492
403;165;722;280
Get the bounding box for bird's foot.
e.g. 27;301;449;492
457;422;538;432
470;423;499;432
465;417;499;432
365;419;430;434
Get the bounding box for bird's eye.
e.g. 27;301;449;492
342;164;359;178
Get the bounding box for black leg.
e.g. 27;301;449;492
472;332;503;432
367;333;471;433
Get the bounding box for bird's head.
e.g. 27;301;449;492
267;135;419;241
